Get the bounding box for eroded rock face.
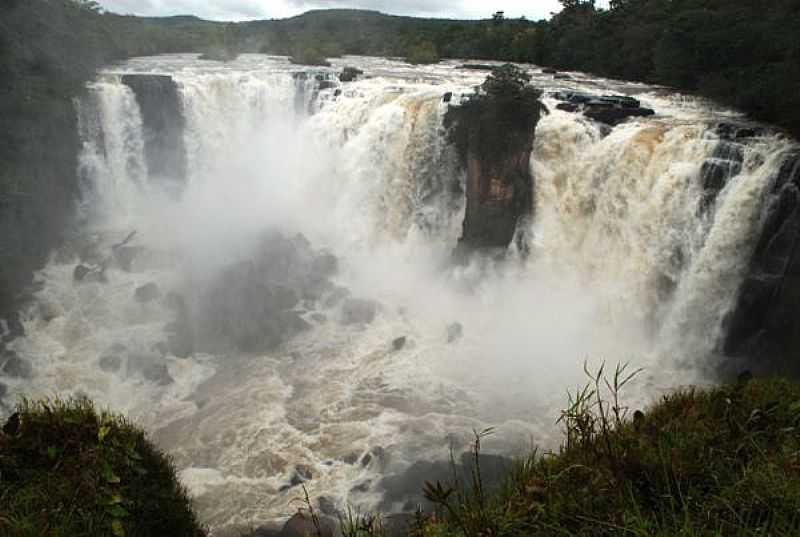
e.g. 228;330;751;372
121;74;187;186
724;152;800;376
456;150;533;254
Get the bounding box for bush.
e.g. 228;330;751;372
420;367;800;537
289;45;331;67
444;64;547;163
0;398;205;537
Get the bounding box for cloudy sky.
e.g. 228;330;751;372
97;0;578;21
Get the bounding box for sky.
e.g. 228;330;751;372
96;0;577;21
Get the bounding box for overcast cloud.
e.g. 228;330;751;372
97;0;576;21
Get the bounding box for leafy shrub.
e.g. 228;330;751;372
444;64;548;163
0;397;205;537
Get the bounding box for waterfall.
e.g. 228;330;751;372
4;54;799;532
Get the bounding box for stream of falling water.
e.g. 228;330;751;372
2;54;797;533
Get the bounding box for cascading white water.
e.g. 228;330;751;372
4;54;798;533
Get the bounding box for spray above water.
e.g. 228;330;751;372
3;54;797;531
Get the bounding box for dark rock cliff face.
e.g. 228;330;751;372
121;74;187;186
0;93;82;316
724;151;800;376
458;148;533;253
445;65;545;256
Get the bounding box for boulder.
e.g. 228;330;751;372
2;311;24;341
318;496;338;517
541;67;558;74
553;73;572;80
392;336;407;351
281;512;336;537
583;105;655;126
73;265;92;282
99;354;123;373
341;298;378;325
318;80;336;91
552;91;655;126
113;245;144;271
446;322;463;343
126;354;173;385
323;286;351;308
1;351;32;378
135;282;161;304
339;66;363;82
443;92;453;103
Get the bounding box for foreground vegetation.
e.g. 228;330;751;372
4;371;800;537
417;368;800;537
0;398;205;537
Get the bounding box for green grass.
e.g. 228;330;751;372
0;397;205;537
417;366;800;537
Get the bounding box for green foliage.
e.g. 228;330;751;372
444;64;548;163
0;397;206;537
406;41;439;65
422;369;800;536
290;45;332;66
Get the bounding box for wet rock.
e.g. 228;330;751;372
584;106;655;126
553;73;572;80
245;526;282;537
311;313;327;324
443;92;453;103
142;363;173;385
342;452;359;464
341;298;378;325
361;446;388;469
552;91;655;126
383;513;417;537
0;351;32;379
339;66;363;82
715;122;770;141
318;80;336;91
392;336;407;351
556;102;580;113
311;252;338;280
99;354;123;373
0;382;7;400
323;287;350;308
135;282;161;304
164;292;188;314
460;64;494;70
541;67;558;74
38;301;61;322
350;480;372;494
127;354;173;385
724;152;800;376
281;512;336;537
2;311;24;341
446;322;463;343
73;265;92;282
113;245;143;271
318;496;338;516
379;453;511;512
